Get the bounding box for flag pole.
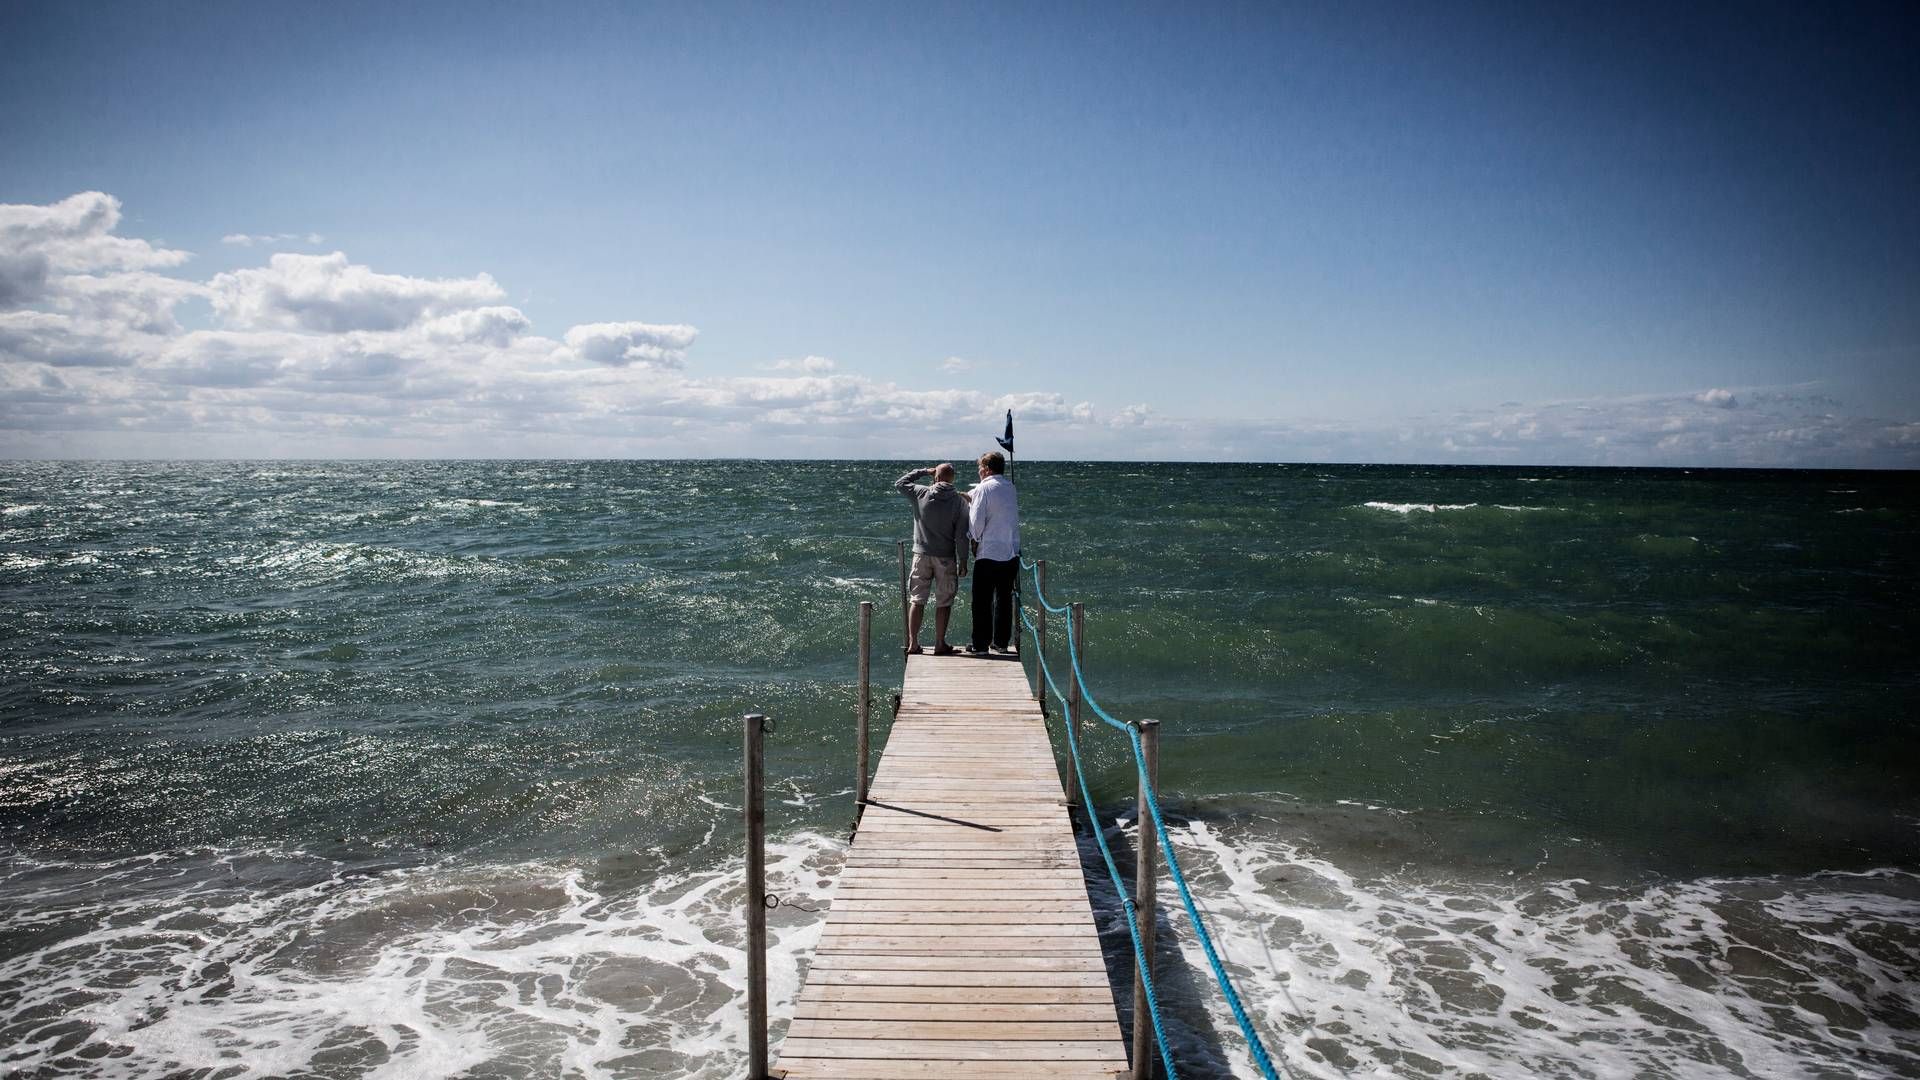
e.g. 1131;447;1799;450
996;409;1015;481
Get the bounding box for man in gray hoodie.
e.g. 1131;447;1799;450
894;463;971;655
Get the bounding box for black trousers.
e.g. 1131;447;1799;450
971;556;1017;650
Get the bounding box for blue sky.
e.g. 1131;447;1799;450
2;1;1916;464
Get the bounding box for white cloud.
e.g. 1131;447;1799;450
1;192;191;313
422;306;533;348
0;192;190;275
221;232;325;248
990;392;1094;424
940;356;973;374
4;192;1914;465
0;195;1082;456
208;252;506;333
559;321;698;369
768;355;837;374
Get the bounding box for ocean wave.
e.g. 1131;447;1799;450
1361;502;1553;515
0;835;841;1079
1363;501;1481;514
237;541;525;583
1134;814;1920;1078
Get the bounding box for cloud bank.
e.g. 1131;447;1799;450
1;192;1914;466
0;192;1105;458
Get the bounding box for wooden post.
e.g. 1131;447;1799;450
855;602;872;823
744;713;769;1079
1131;719;1161;1080
1034;560;1049;705
897;539;910;656
1068;602;1086;753
1064;601;1086;830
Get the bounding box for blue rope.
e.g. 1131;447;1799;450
1029;557;1075;611
1026;560;1284;1080
1021;606;1178;1079
1128;724;1283;1080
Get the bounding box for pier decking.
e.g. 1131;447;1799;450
772;650;1130;1079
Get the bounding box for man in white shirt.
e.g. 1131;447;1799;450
966;451;1020;655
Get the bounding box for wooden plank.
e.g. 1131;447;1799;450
771;652;1128;1075
826;911;1092;925
828;884;1091;896
829;891;1098;907
787;1019;1123;1041
815;921;1104;936
801;984;1118;1005
795;1003;1120;1023
778;1038;1126;1061
807;954;1105;971
804;969;1113;987
817;933;1105;949
777;1060;1127;1079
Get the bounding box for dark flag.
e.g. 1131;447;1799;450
995;410;1014;455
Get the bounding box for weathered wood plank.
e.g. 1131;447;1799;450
777;1059;1127;1079
800;984;1117;1005
787;1019;1124;1042
770;651;1128;1075
807;953;1105;971
795;1002;1120;1022
804;969;1112;987
778;1037;1126;1061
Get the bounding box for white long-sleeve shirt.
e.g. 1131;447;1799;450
968;474;1020;562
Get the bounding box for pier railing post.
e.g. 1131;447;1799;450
1131;718;1161;1080
743;713;769;1079
897;539;910;656
1035;560;1048;704
856;602;872;825
1066;601;1085;828
1068;602;1085;751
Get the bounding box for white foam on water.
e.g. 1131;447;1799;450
3;503;48;515
0;833;841;1079
427;498;535;514
1362;502;1480;514
1130;814;1920;1078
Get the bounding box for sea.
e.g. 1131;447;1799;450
1;459;1916;1079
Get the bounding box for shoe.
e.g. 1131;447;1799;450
933;644;957;656
907;644;924;655
964;645;991;656
991;644;1014;655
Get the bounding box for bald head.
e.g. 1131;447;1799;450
933;463;956;483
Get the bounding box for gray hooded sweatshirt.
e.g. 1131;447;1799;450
894;469;970;562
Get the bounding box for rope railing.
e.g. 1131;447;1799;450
1024;602;1177;1077
1020;556;1283;1080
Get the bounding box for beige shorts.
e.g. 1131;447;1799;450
909;552;959;607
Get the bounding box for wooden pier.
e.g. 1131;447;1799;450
771;650;1130;1079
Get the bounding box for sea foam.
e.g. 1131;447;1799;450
0;834;840;1079
1112;811;1920;1078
